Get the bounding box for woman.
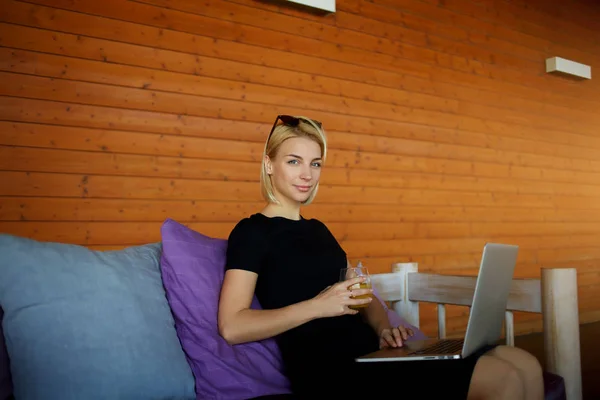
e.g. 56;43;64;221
218;115;543;399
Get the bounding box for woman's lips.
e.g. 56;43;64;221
295;185;312;192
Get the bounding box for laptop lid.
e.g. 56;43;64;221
461;243;519;357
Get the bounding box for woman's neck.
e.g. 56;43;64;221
261;202;302;221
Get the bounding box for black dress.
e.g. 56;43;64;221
225;214;488;399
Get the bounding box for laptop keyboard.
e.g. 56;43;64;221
408;339;464;355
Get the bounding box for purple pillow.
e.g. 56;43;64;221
0;308;13;400
159;219;291;399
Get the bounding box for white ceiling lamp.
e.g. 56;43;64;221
286;0;335;12
545;57;591;80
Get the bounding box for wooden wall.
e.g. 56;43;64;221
1;0;600;337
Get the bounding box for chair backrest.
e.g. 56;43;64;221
370;264;582;400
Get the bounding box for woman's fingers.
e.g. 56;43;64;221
347;288;372;297
381;330;397;348
392;328;404;347
343;306;359;315
397;326;410;340
347;296;372;306
339;276;365;289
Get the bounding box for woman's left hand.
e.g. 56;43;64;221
378;325;414;349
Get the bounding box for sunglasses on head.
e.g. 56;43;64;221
267;115;322;142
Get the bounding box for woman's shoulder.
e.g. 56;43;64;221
229;213;270;237
225;215;273;270
305;217;332;233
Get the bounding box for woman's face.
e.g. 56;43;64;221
266;136;323;206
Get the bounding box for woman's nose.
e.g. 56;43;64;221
300;167;312;181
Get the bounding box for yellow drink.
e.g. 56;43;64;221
349;282;372;310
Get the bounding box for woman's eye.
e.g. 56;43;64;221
312;162;322;168
287;159;299;165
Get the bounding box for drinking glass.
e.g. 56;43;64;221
339;263;372;310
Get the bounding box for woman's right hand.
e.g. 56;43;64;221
309;277;373;318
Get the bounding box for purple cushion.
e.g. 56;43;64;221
0;308;12;400
159;219;291;399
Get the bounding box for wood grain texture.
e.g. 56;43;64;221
406;272;542;313
1;0;599;337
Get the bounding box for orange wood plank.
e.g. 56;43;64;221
366;0;600;67
3;74;600;175
140;0;409;62
516;0;599;34
0;47;462;121
8;197;600;224
342;233;600;258
0;221;229;244
470;0;598;54
1;19;590;140
339;0;600;96
6;171;599;209
0;220;459;243
4;0;599;115
0;38;597;157
3;46;599;143
0;197;263;223
4;121;600;188
0;0;426;88
0;24;458;115
0;96;269;142
6;221;600;257
0;146;259;182
5;146;600;197
0;121;264;161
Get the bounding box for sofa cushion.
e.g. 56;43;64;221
0;234;195;400
160;218;292;399
0;308;12;400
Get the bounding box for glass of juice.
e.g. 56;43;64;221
339;263;372;310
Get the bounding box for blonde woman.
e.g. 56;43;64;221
218;115;543;399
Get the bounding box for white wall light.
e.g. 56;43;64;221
546;57;591;80
286;0;335;12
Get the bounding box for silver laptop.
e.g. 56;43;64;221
356;243;519;362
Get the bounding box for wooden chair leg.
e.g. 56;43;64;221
542;268;582;400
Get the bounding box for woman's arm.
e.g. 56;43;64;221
218;268;373;345
360;294;391;334
218;269;318;345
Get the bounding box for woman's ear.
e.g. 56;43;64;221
264;155;273;175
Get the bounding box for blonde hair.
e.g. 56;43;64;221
260;116;327;205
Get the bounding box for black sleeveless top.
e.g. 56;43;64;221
225;213;379;378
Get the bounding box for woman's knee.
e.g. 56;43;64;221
468;355;524;400
488;345;543;378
